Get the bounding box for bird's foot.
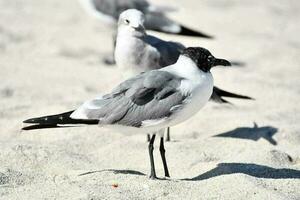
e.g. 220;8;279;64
149;173;158;180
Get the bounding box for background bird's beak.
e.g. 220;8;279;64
131;23;145;30
213;58;231;67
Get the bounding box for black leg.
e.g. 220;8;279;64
159;137;170;177
148;134;157;179
147;134;150;142
165;127;171;142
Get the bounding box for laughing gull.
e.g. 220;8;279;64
78;0;213;38
115;9;252;141
22;47;230;179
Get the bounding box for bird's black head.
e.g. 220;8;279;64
182;47;231;72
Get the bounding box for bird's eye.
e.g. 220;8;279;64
207;55;213;61
125;19;130;24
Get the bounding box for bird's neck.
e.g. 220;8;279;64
115;30;146;51
164;56;207;81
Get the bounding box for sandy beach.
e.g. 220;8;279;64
1;0;300;199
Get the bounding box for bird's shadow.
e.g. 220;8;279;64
183;163;300;181
78;169;171;180
214;122;278;145
78;169;146;177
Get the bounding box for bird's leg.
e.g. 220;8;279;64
165;127;171;142
148;134;157;179
147;134;150;142
159;136;170;177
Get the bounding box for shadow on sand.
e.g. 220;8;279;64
78;169;146;177
184;163;300;181
214;122;278;145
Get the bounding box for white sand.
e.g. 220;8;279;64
0;0;300;199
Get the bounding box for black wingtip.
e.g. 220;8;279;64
178;25;214;39
21;124;77;131
211;86;255;104
224;93;254;100
233;94;254;100
218;97;232;104
23;118;37;123
22;110;99;131
214;87;254;100
22;124;59;131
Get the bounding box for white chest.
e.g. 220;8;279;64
171;73;213;126
115;36;145;67
115;35;160;78
161;57;214;126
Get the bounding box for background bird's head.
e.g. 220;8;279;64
118;9;146;37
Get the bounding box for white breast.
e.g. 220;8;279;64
115;36;143;73
161;56;214;127
115;35;160;78
170;73;213;126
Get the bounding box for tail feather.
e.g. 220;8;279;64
211;87;254;104
177;25;214;38
22;110;99;131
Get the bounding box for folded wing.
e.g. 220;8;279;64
144;35;184;67
71;71;189;127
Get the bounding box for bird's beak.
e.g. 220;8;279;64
131;23;145;31
213;58;231;67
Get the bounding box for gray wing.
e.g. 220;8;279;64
81;0;213;38
144;11;181;33
87;0;181;34
91;0;150;20
72;71;188;127
144;35;185;67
